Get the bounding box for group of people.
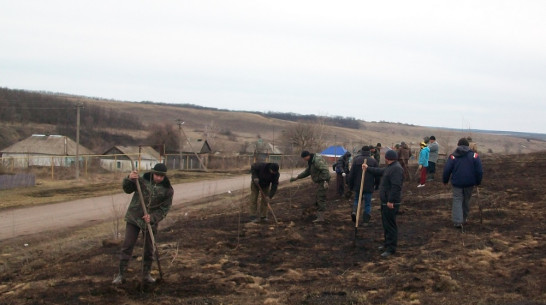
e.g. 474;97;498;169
111;136;483;284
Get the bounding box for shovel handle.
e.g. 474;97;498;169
254;180;279;224
355;159;368;228
130;162;163;279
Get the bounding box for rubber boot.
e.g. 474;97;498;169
313;211;325;223
143;261;156;283
112;260;128;285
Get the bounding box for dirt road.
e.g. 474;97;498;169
0;171;297;240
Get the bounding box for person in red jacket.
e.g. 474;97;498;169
443;138;483;228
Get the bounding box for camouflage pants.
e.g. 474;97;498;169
315;181;328;212
250;182;270;218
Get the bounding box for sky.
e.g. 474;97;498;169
1;1;545;134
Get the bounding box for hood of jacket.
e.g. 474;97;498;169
452;145;472;158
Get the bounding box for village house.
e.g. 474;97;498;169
100;145;161;172
0;134;94;168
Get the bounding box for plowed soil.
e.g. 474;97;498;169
1;153;545;305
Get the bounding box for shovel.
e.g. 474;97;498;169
354;159;367;246
253;180;279;224
130;163;163;283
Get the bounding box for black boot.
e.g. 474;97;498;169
143;261;156;283
112;260;128;285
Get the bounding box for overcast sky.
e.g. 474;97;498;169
1;1;545;133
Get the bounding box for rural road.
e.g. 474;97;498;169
0;170;301;241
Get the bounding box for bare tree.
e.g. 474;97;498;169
145;123;179;153
282;122;322;153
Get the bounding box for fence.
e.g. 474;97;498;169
0;173;36;190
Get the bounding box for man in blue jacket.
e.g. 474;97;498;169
443;138;483;228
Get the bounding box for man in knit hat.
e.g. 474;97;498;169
363;149;404;258
290;150;331;223
443;138;483;228
113;163;174;285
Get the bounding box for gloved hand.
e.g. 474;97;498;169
290;177;297;182
253;178;259;184
418;165;423;170
342;173;346;177
323;181;329;189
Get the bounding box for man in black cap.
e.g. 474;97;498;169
249;162;280;223
363;149;404;258
113;163;174;285
290;150;331;223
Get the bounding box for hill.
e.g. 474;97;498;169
1;87;545;156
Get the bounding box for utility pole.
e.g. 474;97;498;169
176;118;207;171
75;103;84;180
176;119;184;170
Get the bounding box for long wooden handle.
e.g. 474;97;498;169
355;159;368;228
130;163;157;252
254;180;278;224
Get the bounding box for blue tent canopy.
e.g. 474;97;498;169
320;145;347;158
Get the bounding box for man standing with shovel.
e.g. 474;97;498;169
112;163;174;285
362;150;404;258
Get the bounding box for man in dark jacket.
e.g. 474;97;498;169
363;150;404;258
334;152;351;196
249;162;280;223
290;151;331;223
443;138;483;228
347;146;379;223
113;163;174;285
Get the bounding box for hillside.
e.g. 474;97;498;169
1;87;545;155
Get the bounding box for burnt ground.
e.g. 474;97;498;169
1;153;545;305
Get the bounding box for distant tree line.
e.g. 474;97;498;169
264;112;361;129
0;88;143;151
137;101;362;129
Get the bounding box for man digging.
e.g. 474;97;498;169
290;150;331;223
112;163;174;285
249;162;280;223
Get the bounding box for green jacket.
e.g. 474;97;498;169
122;172;174;229
297;154;331;183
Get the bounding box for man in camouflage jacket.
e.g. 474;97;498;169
290;150;331;223
113;163;174;285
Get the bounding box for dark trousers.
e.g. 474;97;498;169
120;222;157;262
336;174;345;195
381;203;400;253
427;161;436;174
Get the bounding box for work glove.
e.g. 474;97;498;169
342;173;346;177
253;178;259;184
290;177;297;182
323;181;329;189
